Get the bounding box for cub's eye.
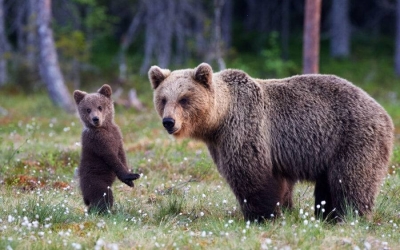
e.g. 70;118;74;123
86;108;91;114
98;106;102;111
179;98;189;106
161;98;167;106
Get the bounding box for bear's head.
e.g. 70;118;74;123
73;84;114;128
149;63;215;139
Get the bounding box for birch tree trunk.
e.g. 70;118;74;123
0;0;8;86
37;0;75;113
214;0;226;71
330;0;350;58
302;0;321;74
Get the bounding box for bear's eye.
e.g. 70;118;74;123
86;108;91;114
179;98;189;106
98;106;102;111
161;98;167;106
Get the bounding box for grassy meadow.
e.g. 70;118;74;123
1;48;400;249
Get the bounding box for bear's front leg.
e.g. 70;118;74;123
98;149;140;187
117;172;140;187
231;176;289;222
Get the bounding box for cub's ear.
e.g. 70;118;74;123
73;90;86;105
194;63;213;88
98;84;112;98
148;66;171;89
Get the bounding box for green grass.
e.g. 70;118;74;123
1;49;400;249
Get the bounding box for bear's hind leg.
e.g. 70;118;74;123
328;173;376;221
87;187;114;214
328;159;386;221
314;173;335;221
281;179;295;210
235;176;288;222
81;179;114;214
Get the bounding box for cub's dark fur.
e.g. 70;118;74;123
74;84;139;213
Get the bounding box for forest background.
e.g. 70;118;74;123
2;0;400;108
1;0;400;249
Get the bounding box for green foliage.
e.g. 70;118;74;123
261;32;298;78
154;194;185;223
71;0;117;40
56;31;89;62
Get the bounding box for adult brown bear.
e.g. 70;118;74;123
149;63;394;222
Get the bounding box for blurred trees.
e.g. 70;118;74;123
1;0;400;109
0;0;8;86
396;0;400;75
37;0;75;113
330;0;350;58
137;0;232;74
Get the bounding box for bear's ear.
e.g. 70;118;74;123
194;63;213;88
73;90;87;105
148;66;171;89
98;84;112;98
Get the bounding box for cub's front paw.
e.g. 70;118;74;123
120;173;140;187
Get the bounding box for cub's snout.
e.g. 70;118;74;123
92;116;100;125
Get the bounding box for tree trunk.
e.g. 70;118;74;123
330;0;350;58
0;0;7;86
26;0;37;69
156;1;173;68
195;1;207;57
395;0;400;76
16;0;26;53
37;0;75;113
214;0;226;71
140;0;157;74
119;1;144;81
221;0;232;50
140;0;174;74
302;0;321;74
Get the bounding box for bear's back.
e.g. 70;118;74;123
260;75;393;180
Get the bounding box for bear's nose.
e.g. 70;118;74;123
92;117;99;123
162;118;175;130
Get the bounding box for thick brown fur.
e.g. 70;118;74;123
149;63;394;222
74;84;140;213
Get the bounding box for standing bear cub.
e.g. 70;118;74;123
74;84;140;213
149;63;394;222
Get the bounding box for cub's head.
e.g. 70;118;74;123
149;63;214;139
73;84;114;128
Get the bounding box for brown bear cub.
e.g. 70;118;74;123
149;63;394;222
74;84;140;213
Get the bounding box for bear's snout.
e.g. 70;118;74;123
162;117;175;133
92;116;100;125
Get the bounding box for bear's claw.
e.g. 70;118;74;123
120;173;140;187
